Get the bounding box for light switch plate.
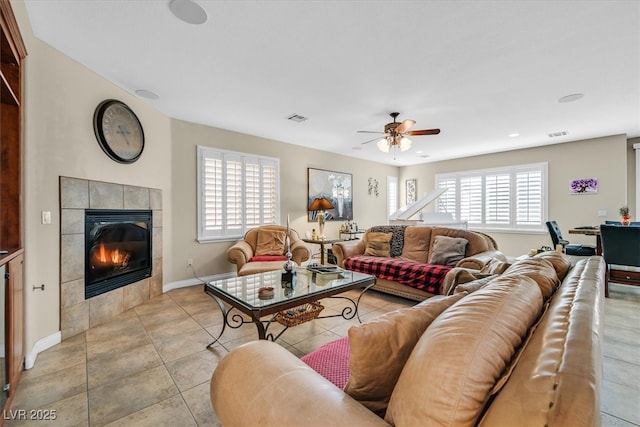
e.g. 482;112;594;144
597;210;607;217
41;211;51;224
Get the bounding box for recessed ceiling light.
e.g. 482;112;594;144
508;133;520;138
558;93;584;103
135;89;160;100
169;0;207;25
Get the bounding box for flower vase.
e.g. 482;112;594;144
622;215;631;226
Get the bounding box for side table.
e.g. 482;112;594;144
302;238;342;265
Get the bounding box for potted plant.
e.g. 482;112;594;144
619;206;631;226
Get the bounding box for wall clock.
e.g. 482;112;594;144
93;99;145;163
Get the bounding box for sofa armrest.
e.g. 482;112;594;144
226;240;254;270
332;240;366;267
211;340;390;427
456;250;506;270
291;239;311;265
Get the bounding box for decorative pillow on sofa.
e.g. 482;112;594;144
343;292;467;417
385;275;544;427
363;232;393;257
428;235;468;266
254;230;287;256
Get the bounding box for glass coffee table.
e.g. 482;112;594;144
203;267;376;346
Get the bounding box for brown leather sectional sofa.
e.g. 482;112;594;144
332;225;507;301
210;252;605;426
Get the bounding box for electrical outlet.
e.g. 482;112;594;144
187;259;193;266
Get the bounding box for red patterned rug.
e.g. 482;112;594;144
300;335;350;389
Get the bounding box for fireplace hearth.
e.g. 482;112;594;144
85;209;152;299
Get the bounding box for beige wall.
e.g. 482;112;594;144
169;119;397;281
399;134;630;256
13;2;173;353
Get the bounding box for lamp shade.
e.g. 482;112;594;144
309;197;334;211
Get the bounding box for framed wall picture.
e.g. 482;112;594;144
307;168;353;221
406;179;417;204
569;178;598;194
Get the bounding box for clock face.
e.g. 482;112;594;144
93;100;145;163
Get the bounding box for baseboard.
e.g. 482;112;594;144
23;274;235;370
163;271;236;292
25;331;62;370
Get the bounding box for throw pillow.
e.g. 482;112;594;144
428;235;468;266
344;292;467;417
254;230;287;256
363;232;393;257
385;275;543;427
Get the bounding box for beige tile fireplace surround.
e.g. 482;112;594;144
60;177;163;340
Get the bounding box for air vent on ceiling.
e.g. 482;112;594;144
547;131;568;138
287;114;308;123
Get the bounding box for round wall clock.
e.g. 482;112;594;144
93;99;145;163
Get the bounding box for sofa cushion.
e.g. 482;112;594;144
369;225;407;257
344;292;467;417
400;226;433;263
454;274;497;294
385;275;544;427
503;257;560;299
533;251;572;281
254;229;286;256
363;232;393;257
428;235;468;266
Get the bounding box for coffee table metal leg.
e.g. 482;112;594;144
206;295;227;349
355;281;377;323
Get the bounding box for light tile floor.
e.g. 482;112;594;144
4;282;639;426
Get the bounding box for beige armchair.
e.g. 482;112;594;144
227;225;311;276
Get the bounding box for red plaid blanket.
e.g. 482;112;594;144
344;256;453;294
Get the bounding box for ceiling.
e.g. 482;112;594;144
23;0;640;166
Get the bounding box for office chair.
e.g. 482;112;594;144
600;224;640;298
545;221;596;256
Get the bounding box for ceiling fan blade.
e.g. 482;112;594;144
408;128;441;136
361;136;384;145
396;119;416;133
357;130;385;134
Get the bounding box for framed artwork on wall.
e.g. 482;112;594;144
569;178;598;194
406;179;417;204
307;168;353;221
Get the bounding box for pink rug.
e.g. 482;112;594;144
300;335;350;389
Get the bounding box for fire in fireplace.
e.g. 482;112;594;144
85;209;152;299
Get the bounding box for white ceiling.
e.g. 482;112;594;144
23;0;640;166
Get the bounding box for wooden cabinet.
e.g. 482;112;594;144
0;0;26;423
1;251;24;415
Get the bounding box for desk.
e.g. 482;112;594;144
568;227;601;255
302;238;342;264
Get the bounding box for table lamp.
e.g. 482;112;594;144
309;197;334;239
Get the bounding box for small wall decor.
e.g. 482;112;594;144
308;168;353;221
406;179;417;204
368;178;379;197
569;178;598;194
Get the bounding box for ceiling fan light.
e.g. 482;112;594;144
400;137;412;151
377;138;390;152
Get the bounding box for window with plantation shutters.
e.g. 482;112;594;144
436;162;547;231
197;146;280;241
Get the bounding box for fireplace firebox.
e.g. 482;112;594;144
85;209;152;299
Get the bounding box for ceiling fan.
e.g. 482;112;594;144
358;112;440;157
